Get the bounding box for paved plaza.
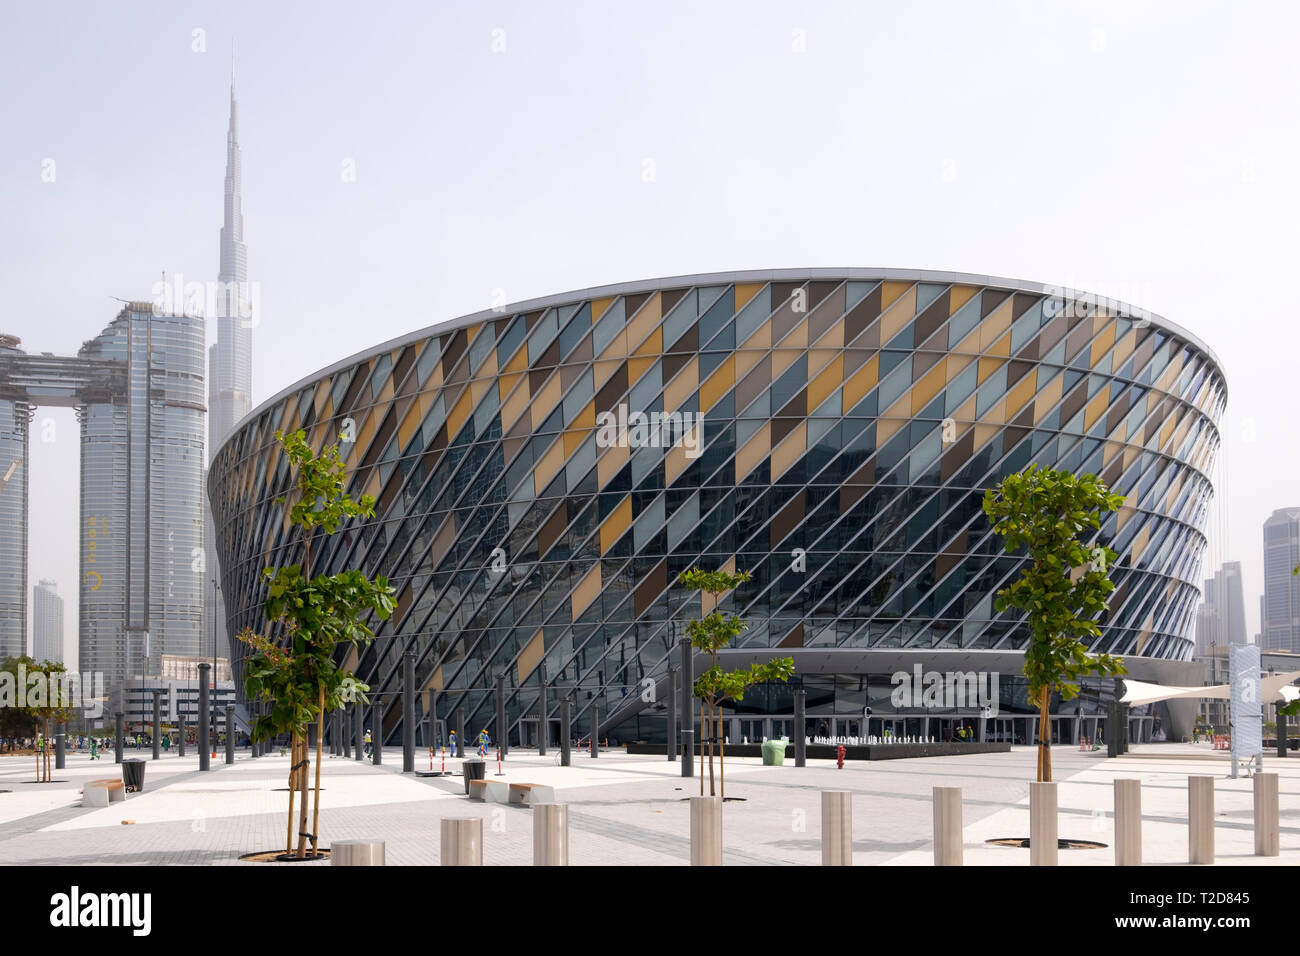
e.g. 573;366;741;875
0;742;1296;865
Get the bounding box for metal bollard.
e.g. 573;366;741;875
1029;781;1058;866
330;840;385;866
532;803;568;866
932;786;963;866
440;818;482;866
690;796;722;866
1254;772;1279;857
821;791;853;865
55;723;66;770
1188;775;1215;864
1114;779;1142;866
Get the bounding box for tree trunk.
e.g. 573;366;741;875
296;730;310;858
698;700;705;796
286;734;297;856
718;707;725;800
311;687;325;858
1037;686;1052;783
706;701;715;797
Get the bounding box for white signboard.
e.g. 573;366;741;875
1229;644;1262;764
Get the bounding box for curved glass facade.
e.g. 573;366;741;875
209;270;1225;743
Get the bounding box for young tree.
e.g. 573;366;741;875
241;429;394;859
982;465;1127;782
0;657;37;754
678;568;794;799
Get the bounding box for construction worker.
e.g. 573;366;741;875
448;730;456;755
364;729;372;757
478;728;490;756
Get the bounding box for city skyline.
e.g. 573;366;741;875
3;4;1298;667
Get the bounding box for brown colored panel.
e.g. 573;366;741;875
660;288;688;315
912;349;944;376
634;559;668;616
845;285;882;344
735;355;772;412
771;415;800;445
595;363;629;413
980;289;1009;318
808;281;839;309
778;622;804;649
537;503;568;556
1006;358;1034;386
770;281;802;310
667;322;698;354
770;489;806;548
662;350;691;380
940;429;974;482
1012;292;1040;319
914;292;950;343
442;329;468;382
1059;381;1088;426
808;283;847;342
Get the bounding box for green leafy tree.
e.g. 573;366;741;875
241;429;394;859
982;465;1127;782
0;656;75;781
677;568;794;798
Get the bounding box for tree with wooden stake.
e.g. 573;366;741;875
982;464;1127;782
677;568;794;799
240;429;394;859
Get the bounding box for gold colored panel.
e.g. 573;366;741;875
500;378;530;429
741;318;771;352
599;496;633;554
664;443;690;485
842;354;879;413
1004;370;1038;418
503;343;528;374
771;348;801;380
627;293;663;353
911;361;949;415
949;285;978;314
778;319;808;350
633;327;662;357
813;317;844;351
879;286;918;343
977;356;1005;384
978;299;1013;351
769;422;806;482
736;423;770;481
591;297;615;322
664;357;698;413
1090;321;1116;367
1033;372;1064;423
563;428;590;457
973;423;1000;450
628;356;656;382
572;565;602;618
530;374;563;428
700;355;735;412
876;417;906;445
534;436;566;489
1130;524;1151;566
517;629;546;683
809;355;844;412
597;439;629;487
735;282;764;311
498;371;524;404
1084;386;1110;430
397;396;425;449
880;281;912;310
593;359;623;390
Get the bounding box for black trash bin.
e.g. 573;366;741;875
122;758;146;793
462;758;485;795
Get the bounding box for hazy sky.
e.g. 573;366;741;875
2;1;1296;668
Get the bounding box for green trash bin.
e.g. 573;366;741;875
760;738;787;766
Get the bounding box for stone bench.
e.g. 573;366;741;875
83;778;125;808
467;779;511;803
508;783;556;807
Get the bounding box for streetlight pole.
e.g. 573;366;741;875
211;579;220;744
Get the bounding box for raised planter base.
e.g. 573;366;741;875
627;741;1011;760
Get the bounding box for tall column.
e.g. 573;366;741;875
560;697;572;767
680;637;693;778
178;714;186;757
495;673;508;757
354;703;364;762
666;666;677;761
794;689;807;767
590;698;599;758
224;706;235;764
371;699;383;765
151;690;161;760
537;665;548;757
1278;711;1288;759
456;707;466;758
114;712;124;763
403;651;415;773
197;661;211;772
55;721;66;770
342;704;351;759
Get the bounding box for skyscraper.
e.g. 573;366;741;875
1262;508;1300;652
32;578;63;664
205;61;253;666
1194;561;1247;655
0;335;30;658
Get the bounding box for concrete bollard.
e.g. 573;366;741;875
1188;775;1215;864
820;791;853;866
532;803;568;866
1114;779;1142;866
330;840;385;866
440;818;482;866
932;786;963;865
690;796;722;866
1254;772;1279;857
1029;781;1058;866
